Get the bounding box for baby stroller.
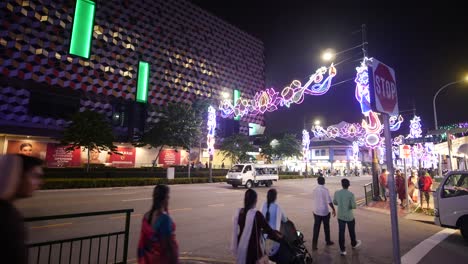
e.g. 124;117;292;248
268;220;313;264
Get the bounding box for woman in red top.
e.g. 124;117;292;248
419;173;433;209
138;185;178;264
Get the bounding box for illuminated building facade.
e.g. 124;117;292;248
0;0;265;140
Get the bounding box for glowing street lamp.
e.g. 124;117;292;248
321;49;335;62
221;91;230;99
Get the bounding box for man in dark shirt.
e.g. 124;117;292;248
0;154;44;264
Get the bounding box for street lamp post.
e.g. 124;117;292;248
433;81;464;130
433;78;468;173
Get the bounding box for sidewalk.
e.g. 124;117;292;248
361;198;435;223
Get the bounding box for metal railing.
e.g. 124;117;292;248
25;209;134;264
363;182;373;206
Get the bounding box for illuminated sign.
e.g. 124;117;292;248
69;0;96;58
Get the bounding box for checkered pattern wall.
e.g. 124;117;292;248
0;0;265;135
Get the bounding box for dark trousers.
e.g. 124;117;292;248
338;219;357;251
312;213;331;247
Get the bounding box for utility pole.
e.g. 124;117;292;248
363;23;401;263
362;24;381;199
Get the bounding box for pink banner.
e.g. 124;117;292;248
159;149;179;167
108;146;136;168
45;144;81;167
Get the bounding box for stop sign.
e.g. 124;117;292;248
370;59;399;115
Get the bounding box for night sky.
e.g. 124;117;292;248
190;1;468;136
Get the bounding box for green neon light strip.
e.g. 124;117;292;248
234;89;241;120
69;0;96;58
136;61;150;103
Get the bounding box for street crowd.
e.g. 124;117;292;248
379;168;433;209
0;153;362;264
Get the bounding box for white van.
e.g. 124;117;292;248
434;171;468;242
226;163;279;188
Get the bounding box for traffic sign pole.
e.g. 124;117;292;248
383;113;401;264
404;157;409;211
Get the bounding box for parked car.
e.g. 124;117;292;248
434;171;468;242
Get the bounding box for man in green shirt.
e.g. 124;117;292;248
333;179;362;256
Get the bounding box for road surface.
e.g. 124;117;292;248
15;176;468;263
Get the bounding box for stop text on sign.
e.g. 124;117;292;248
369;58;399;115
375;75;397;100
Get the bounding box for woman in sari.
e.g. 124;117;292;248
231;189;282;264
138;185;178;264
261;189;287;256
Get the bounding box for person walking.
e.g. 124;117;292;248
312;176;336;250
231;189;282;264
379;169;388;201
261;189;287;257
0;154;44;264
408;172;418;203
395;171;406;208
138;185;179;263
419;171;433;209
333;179;362;256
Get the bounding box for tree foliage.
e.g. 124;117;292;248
276;133;302;159
60;110;118;172
135;102;204;167
260;133;302;162
260;137;277;163
219;134;256;163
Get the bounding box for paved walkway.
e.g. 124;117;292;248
362;198;435;224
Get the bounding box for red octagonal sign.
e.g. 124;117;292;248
370;59;399;115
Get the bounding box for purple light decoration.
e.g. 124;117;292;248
354;58;384;149
207;106;216;156
393;135;405;146
219;64;337;118
407;116;422;139
340;123;366;138
302;129;310;161
355;60;372;116
412;143;425;159
326;126;341;138
312;125;328;138
352;141;360;162
389;115;404;131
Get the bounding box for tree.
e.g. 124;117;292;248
135;103;203;168
275;133;302;159
260;134;302;162
260;137;277;163
219;134;256;164
60;110;118;172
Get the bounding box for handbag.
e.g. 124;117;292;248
255;218;270;264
